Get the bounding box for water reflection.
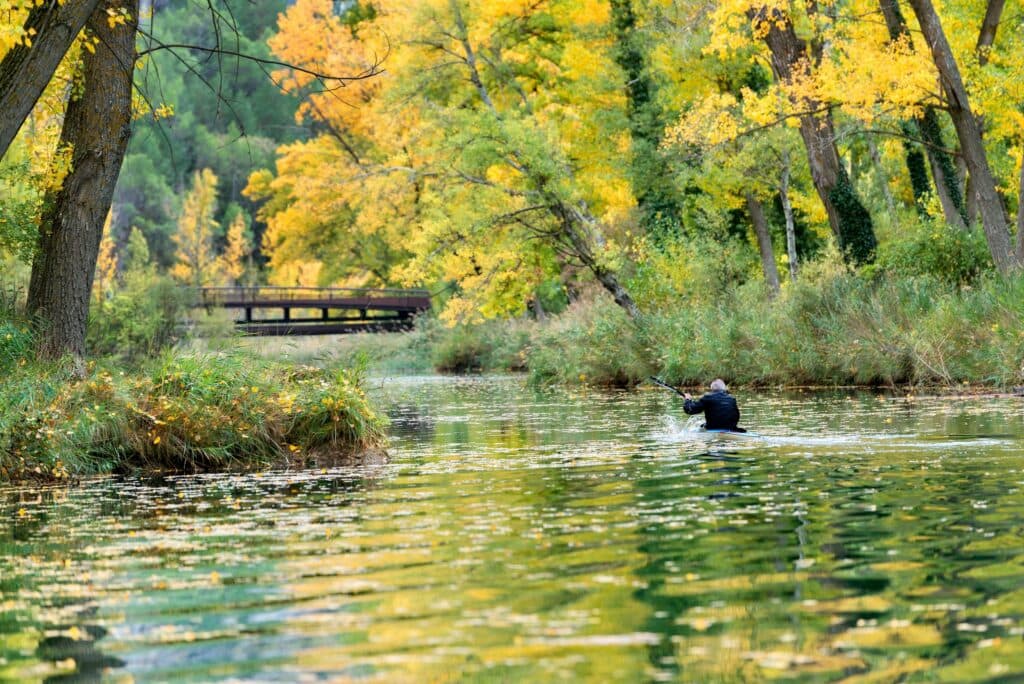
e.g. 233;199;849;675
0;377;1023;681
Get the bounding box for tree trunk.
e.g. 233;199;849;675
530;294;547;322
1017;156;1024;264
27;0;139;360
0;0;101;161
898;122;931;216
976;0;1006;66
551;200;642;319
865;134;897;221
906;0;1018;272
780;154;798;282
750;6;877;265
919;107;967;228
955;154;981;225
745;192;781;297
879;0;966;226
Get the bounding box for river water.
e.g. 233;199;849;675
3;376;1024;682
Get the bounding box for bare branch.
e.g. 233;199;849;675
137;42;385;84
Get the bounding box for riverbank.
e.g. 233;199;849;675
0;331;386;482
250;270;1024;391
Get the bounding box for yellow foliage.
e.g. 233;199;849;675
248;0;1024;321
171;169;220;287
217;213;251;286
93;213;118;303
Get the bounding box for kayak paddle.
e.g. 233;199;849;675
649;376;688;399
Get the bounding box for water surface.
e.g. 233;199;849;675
3;376;1024;682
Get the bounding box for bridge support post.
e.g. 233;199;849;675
245;308;252;323
284;307;290;322
322;308;329;320
359;308;367;320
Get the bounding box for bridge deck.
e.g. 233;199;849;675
197;287;431;311
193;286;432;336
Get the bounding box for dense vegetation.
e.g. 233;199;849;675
2;0;1024;478
1;322;386;480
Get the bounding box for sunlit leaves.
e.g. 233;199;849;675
170;169;220;287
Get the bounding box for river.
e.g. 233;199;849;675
2;376;1024;682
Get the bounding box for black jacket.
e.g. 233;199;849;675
683;390;740;430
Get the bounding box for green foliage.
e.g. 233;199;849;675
0;320;32;374
427;318;532;373
87;274;185;361
828;173;877;266
637;265;1022;388
87;246;186;361
397;249;1022;390
629;233;758;308
0;163;43;262
0;349;386;480
877;219;991;285
527;298;651;387
900;121;931;214
116;0;301;267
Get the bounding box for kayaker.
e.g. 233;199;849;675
683;378;743;432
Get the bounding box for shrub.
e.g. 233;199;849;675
87;270;186;361
426;316;531;373
0;350;387;480
877;218;991;285
527;297;651;387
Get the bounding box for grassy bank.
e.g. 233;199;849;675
291;268;1024;390
1;327;386;481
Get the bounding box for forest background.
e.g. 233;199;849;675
3;0;1024;396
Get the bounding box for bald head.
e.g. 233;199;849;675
710;378;727;392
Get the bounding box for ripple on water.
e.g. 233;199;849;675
1;378;1023;681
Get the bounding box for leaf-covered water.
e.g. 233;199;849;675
3;376;1024;682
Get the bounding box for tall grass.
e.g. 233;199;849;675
529;270;1023;389
273;267;1022;390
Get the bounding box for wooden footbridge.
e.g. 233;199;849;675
195;286;431;336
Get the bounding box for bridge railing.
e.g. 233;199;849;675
194;286;432;309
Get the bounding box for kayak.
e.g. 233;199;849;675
701;428;760;438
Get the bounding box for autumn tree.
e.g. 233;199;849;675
905;0;1019;273
171;169;220;288
217;212;252;285
608;0;684;239
94;213;118;303
256;0;643;320
878;0;965;228
26;0;139;360
4;0;377;360
746;4;877;265
0;0;101;160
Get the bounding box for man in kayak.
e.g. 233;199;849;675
683;378;744;432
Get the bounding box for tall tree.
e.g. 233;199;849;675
217;212;252;285
905;0;1019;273
748;5;878;265
608;0;683;239
0;0;101;161
171;169;220;287
976;0;1006;67
745;191;780;296
26;0;138;361
256;0;643;320
878;0;966;228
